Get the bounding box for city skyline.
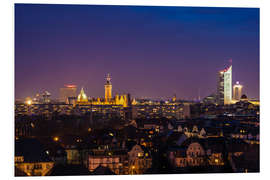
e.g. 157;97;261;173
14;4;260;176
15;4;259;100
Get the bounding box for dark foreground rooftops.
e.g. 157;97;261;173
15;138;52;163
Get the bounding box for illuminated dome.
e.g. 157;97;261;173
77;87;88;102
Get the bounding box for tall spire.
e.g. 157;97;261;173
106;73;111;84
105;73;112;102
80;87;85;94
229;58;232;66
198;88;201;101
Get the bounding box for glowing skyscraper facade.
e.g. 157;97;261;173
233;81;243;101
217;65;232;105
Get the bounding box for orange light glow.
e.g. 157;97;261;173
26;99;32;105
65;85;77;88
53;136;59;142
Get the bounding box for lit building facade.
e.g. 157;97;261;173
132;101;190;120
217;65;232;105
105;74;112;102
59;85;77;103
41;91;51;104
233;81;243;101
174;142;206;167
127;144;152;174
15;139;55;176
88;149;129;175
76;74;130;107
15;157;54;176
77;87;88;104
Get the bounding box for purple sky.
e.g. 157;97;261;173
15;4;259;100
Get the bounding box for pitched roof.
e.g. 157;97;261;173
92;165;116;175
14;167;27;176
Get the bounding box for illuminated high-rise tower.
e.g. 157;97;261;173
233;81;243;101
105;74;112;102
217;65;232;105
59;85;77;103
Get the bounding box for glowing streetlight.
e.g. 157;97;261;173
53;136;59;142
26;99;32;105
131;165;136;175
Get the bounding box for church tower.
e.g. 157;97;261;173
105;74;112;102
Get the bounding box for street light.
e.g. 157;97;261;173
25;98;32;105
53;136;59;142
131;165;136;175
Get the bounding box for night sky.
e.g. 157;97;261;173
15;4;259;100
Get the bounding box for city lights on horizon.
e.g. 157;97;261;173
21;61;255;104
16;59;258;103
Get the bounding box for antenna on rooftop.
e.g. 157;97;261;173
198;88;201;101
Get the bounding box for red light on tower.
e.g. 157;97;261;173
65;85;77;88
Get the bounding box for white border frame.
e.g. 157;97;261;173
1;0;269;180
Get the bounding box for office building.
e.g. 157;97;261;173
217;65;232;105
233;81;243;101
59;85;77;103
